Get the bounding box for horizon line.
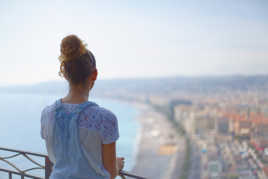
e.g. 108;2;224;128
1;73;268;88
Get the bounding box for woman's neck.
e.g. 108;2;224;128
62;85;90;104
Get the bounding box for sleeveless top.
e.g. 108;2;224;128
41;99;119;179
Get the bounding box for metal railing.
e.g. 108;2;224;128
0;147;146;179
0;147;48;179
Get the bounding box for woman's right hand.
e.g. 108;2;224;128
116;157;125;173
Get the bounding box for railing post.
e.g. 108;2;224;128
45;157;53;179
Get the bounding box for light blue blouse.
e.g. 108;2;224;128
41;99;119;179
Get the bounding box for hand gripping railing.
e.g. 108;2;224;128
0;147;146;179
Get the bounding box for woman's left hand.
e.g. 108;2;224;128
116;157;125;171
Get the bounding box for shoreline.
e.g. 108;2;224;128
121;100;186;179
131;118;142;173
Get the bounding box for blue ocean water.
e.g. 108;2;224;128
0;93;139;178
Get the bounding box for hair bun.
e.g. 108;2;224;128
59;35;87;62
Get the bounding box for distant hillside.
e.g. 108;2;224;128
0;75;268;97
0;81;68;95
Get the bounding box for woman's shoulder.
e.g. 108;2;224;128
41;101;58;119
40;101;58;139
84;105;119;144
85;104;117;121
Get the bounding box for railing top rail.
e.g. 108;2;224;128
0;147;47;158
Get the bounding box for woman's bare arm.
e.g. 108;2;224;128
102;142;117;179
102;142;125;179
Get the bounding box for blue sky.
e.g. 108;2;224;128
0;0;267;85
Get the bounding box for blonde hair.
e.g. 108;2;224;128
58;35;96;85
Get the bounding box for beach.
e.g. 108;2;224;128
129;102;186;179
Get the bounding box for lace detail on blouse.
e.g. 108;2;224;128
41;101;119;144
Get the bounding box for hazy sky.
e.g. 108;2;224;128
0;0;268;85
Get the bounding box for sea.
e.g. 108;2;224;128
0;93;140;178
